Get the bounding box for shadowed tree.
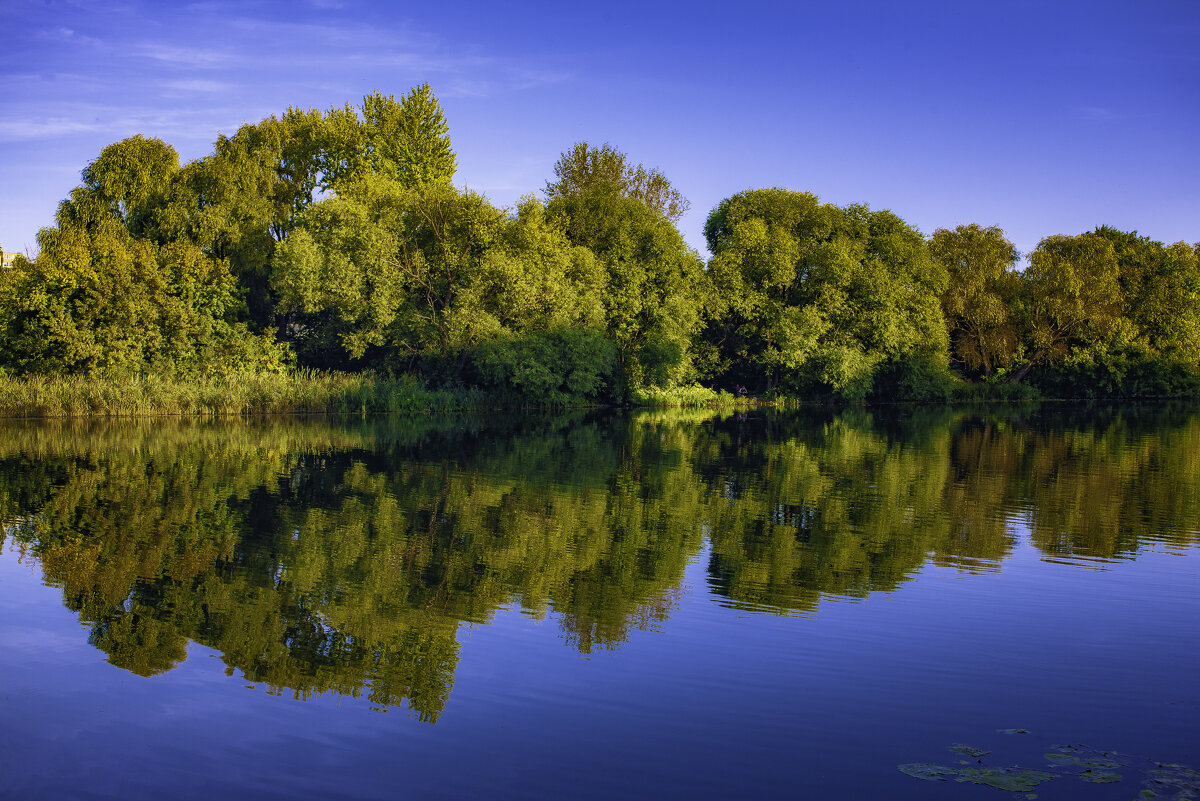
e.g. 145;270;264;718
1010;233;1123;383
930;224;1020;378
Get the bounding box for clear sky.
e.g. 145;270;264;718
2;0;1197;260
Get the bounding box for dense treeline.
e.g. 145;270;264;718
3;407;1198;715
2;84;1198;404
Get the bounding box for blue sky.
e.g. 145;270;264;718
2;0;1197;260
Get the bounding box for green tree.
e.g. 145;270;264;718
78;135;180;230
704;189;948;399
273;179;607;377
930;224;1020;378
546;182;708;393
1010;233;1124;383
546;142;689;222
362;85;457;188
0;136;286;376
1091;226;1200;364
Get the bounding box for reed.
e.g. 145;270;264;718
0;371;496;419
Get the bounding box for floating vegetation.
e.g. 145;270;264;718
998;728;1030;735
898;763;1054;791
1078;770;1122;783
900;738;1199;797
949;743;992;758
1045;743;1122;770
1144;764;1200;799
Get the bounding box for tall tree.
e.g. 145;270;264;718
546;171;707;393
1010;233;1124;383
545;142;689;222
704;189;948;398
362;85;457;189
78;135;180;229
930;224;1020;377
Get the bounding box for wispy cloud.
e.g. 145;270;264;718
37;27;102;47
511;67;573;91
136;43;232;67
0;102;261;144
0;117;105;140
160;79;231;93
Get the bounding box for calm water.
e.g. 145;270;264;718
1;406;1197;800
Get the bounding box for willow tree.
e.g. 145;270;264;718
930;224;1020;378
1010;232;1124;383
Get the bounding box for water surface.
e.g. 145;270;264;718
1;405;1197;799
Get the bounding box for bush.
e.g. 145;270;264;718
472;328;617;405
870;355;958;402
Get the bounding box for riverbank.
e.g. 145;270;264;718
0;372;493;418
1;370;1192;418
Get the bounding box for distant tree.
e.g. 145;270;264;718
79;135;179;228
929;224;1020;378
1090;226;1200;364
362;85;457;188
1010;233;1123;383
545;142;689;222
704;189;948;399
547;178;707;392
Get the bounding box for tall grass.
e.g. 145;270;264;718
630;384;760;408
0;371;494;418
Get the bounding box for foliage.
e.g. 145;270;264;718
4;86;1198;405
1091;226;1200;364
546;176;708;395
630;384;733;408
1010;233;1124;383
545;142;689;222
930;224;1020;377
273;182;605;374
0;370;495;417
472;328;617;405
704;189;949;400
0;151;287;377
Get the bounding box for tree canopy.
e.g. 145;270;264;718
3;85;1198;401
704;188;948;399
545;142;690;223
930;224;1020;378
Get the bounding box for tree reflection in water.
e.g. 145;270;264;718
2;404;1197;721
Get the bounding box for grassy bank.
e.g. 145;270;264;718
0;371;494;418
2;370;1189;419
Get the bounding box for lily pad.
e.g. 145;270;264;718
950;743;991;758
1079;770;1122;783
898;763;961;782
898;763;1056;792
961;767;1057;792
998;728;1031;735
1145;765;1200;798
1045;746;1121;771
